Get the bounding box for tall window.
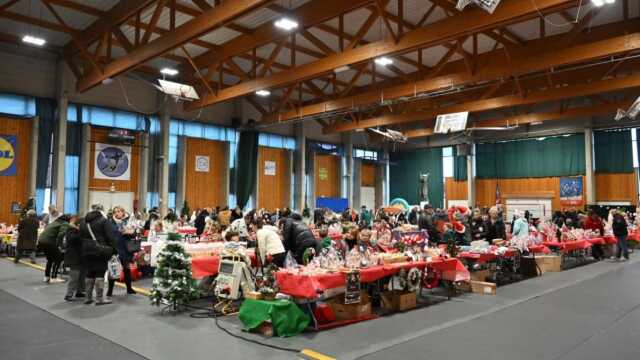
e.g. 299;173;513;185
442;147;454;207
354;148;378;161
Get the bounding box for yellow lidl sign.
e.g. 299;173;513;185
0;135;17;176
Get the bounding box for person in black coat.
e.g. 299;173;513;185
612;210;629;261
107;206;137;296
64;215;86;301
15;210;38;264
80;204;117;305
418;206;440;243
408;207;419;225
470;208;488;243
279;218;317;264
194;208;210;236
486;207;506;243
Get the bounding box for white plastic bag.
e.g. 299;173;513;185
284;251;298;269
107;255;123;280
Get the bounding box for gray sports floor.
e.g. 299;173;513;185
1;255;639;360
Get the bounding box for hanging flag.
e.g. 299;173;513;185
560;177;583;206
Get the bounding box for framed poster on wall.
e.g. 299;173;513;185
195;155;210;172
94;143;131;180
264;160;276;176
560;177;583;207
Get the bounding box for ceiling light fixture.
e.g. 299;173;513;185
160;68;179;76
374;57;394;66
274;17;299;31
334;65;350;73
591;0;615;7
22;35;46;46
456;0;502;14
255;89;271;97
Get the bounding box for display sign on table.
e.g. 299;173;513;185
344;270;361;304
559;177;583;206
264;160;276;176
0;134;17;176
94;143;131;180
195;155;210;172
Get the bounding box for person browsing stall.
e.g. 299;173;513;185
254;219;286;267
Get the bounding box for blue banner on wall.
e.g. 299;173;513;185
560;177;583;207
0;134;17;176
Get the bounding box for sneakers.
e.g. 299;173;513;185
95;298;113;306
43;276;50;283
127;288;137;295
64;295;74;302
75;292;86;298
50;278;66;284
84;298;94;305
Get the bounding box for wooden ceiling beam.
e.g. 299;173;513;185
259;21;640;124
187;0;577;110
188;0;374;71
76;0;270;92
62;0;157;56
328;73;640;133
140;0;168;45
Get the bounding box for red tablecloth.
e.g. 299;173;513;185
586;236;618;246
528;244;552;255
628;230;640;241
458;249;518;264
191;251;257;279
543;240;592;253
275;258;470;299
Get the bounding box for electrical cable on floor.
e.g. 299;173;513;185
185;282;301;354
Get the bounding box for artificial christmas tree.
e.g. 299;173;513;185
150;233;199;312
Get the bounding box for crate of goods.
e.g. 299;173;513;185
470;280;497;295
325;290;371;321
381;290;417;312
535;255;562;273
470;269;493;282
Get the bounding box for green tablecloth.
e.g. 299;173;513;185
238;299;310;337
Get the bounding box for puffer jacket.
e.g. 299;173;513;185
80;211;117;266
282;218;317;263
63;224;83;267
37;218;68;248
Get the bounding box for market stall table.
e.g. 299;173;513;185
275;258;470;300
191;249;257;279
586;236;618;246
457;248;519;264
542;240;592;253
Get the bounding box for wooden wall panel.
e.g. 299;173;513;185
445;177;468;201
185;137;227;210
257;147;291;211
361;163;376;187
89;127;140;196
595;173;638;204
0;117;31;224
315;154;340;199
476;176;586;210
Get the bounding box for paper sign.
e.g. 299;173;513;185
264;160;276;176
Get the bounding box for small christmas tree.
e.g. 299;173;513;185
150;233;199;312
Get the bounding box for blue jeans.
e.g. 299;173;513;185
616;235;629;259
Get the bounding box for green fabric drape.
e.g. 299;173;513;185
476;134;585;179
239;299;310;337
235;130;259;208
453;147;467;181
390;147;444;208
594;130;633;173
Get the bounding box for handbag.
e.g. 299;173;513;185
84;223;113;258
125;237;141;253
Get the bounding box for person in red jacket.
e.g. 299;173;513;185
583;210;605;260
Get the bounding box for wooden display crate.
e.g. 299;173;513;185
381;291;417;312
326;300;372;321
470;280;497;295
470;269;493;282
535;255;562;273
